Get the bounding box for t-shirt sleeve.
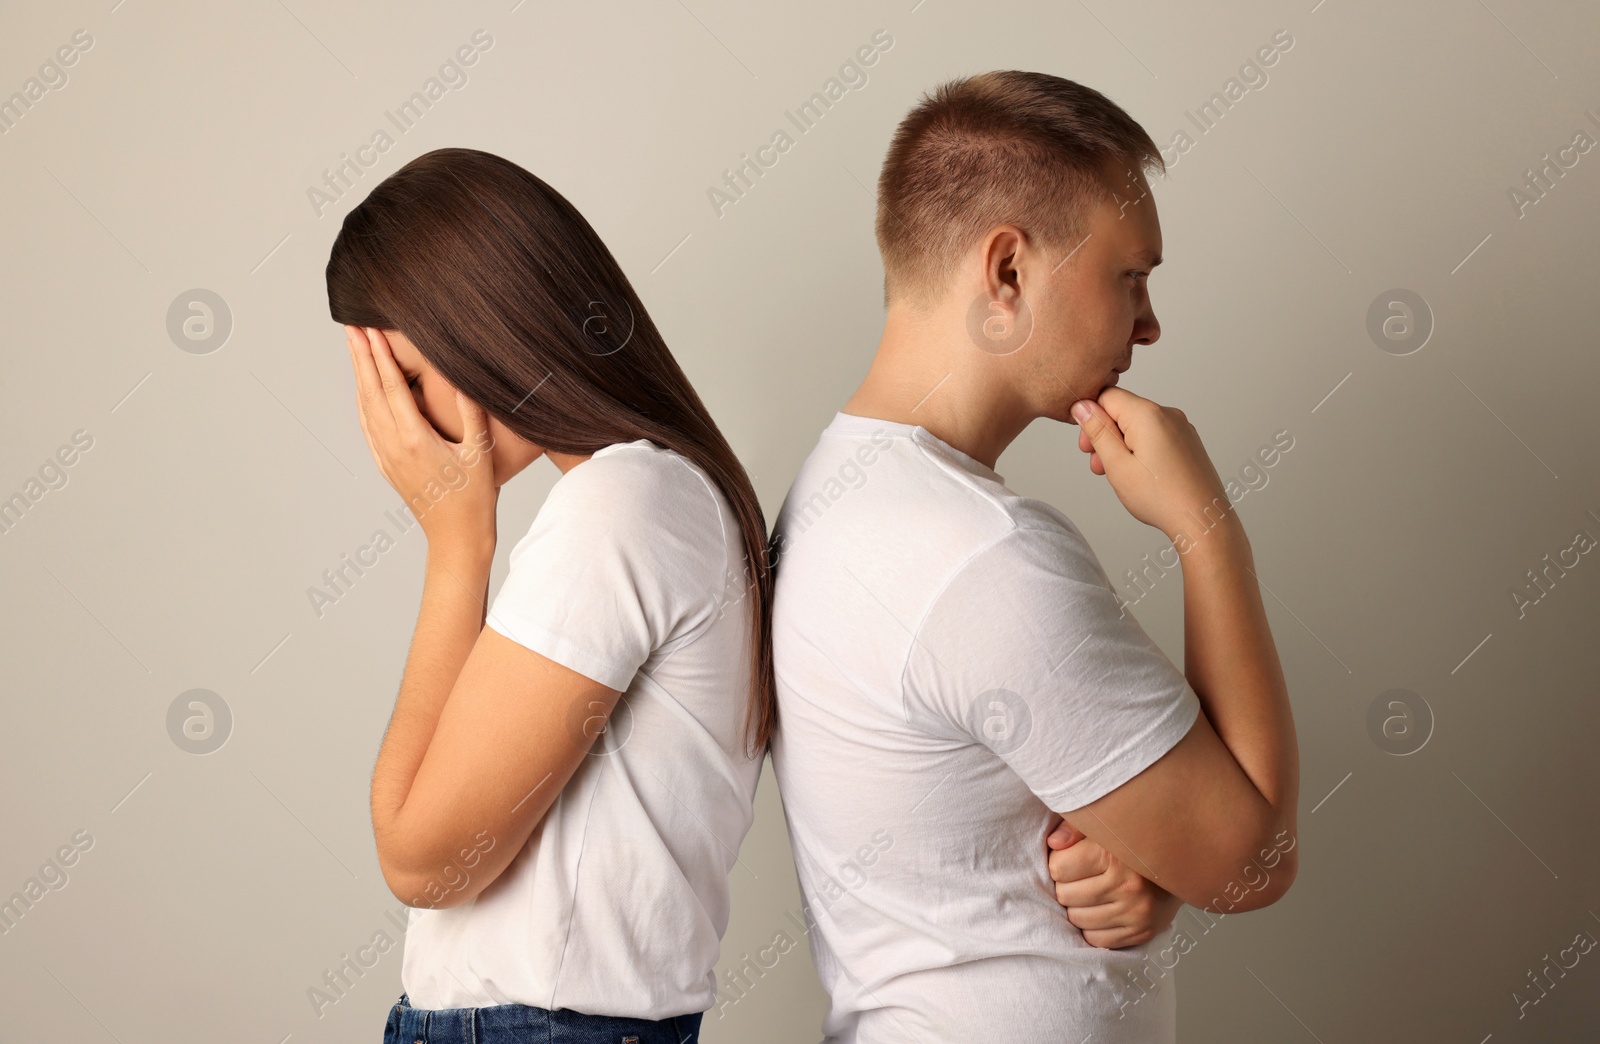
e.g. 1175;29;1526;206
901;523;1201;812
485;451;722;693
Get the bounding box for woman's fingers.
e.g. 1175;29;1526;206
348;326;390;434
347;327;389;477
455;388;483;444
365;327;433;443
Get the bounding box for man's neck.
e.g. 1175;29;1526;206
841;305;1033;472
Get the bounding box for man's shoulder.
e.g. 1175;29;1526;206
948;506;1109;591
775;430;1027;539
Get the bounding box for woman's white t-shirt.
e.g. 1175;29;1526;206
400;438;763;1018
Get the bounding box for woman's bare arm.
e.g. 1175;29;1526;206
369;541;620;908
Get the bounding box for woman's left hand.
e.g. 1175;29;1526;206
347;325;498;553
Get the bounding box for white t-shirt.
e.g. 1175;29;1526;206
401;438;764;1018
768;411;1202;1043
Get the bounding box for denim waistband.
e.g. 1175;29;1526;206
383;991;704;1044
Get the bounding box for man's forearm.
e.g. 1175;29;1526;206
1178;516;1299;821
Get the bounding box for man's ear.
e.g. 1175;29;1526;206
963;225;1037;357
979;225;1026;302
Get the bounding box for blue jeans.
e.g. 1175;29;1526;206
381;991;703;1044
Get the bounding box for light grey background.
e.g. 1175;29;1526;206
2;0;1597;1040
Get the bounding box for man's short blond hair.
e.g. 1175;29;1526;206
875;70;1166;309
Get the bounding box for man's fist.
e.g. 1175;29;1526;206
1046;818;1182;949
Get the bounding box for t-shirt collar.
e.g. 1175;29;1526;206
826;410;1005;485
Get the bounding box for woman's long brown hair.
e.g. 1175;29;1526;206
325;147;775;756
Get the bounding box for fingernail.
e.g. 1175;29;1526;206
1071;401;1091;423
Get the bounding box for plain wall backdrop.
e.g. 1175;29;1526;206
2;0;1598;1040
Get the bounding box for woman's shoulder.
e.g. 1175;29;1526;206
553;439;734;553
567;439;715;504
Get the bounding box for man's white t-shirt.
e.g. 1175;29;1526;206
401;438;764;1018
768;411;1202;1043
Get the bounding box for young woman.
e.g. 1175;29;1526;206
324;147;774;1044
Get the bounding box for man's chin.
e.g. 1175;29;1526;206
1061;385;1115;424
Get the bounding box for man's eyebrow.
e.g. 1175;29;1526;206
1130;249;1164;267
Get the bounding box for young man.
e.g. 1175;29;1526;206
768;71;1300;1042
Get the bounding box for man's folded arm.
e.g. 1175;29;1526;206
1056;519;1299;913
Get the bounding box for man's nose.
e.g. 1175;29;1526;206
1133;311;1160;346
